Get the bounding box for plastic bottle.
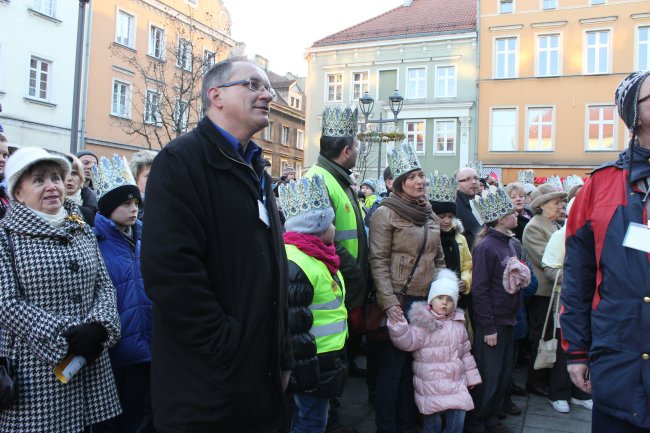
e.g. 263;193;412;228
53;355;86;383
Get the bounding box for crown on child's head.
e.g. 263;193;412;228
322;105;358;138
387;141;421;180
278;175;331;220
468;161;484;175
472;188;515;223
91;154;137;200
427;174;457;203
544;175;563;192
517;169;535;185
562;175;584;192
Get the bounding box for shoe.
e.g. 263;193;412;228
486;422;514;433
497;410;507;420
503;398;522;416
511;383;527;396
526;384;548;397
549;399;570;413
570;397;593;410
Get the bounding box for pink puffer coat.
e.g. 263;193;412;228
388;302;481;415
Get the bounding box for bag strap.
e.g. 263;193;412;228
541;271;561;340
4;228;24;297
400;223;428;296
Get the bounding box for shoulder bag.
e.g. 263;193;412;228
533;271;561;370
0;229;20;408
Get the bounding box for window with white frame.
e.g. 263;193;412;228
203;49;215;73
111;80;130;118
406;121;425;154
495;37;517;79
499;0;513;13
174;98;189;132
265;123;273;141
351;71;369;100
148;25;164;59
638;26;650;71
296;130;304;150
326;73;343;102
115;10;135;49
281;126;290;145
537;34;559;77
144;90;161;125
542;0;556;9
295;163;303;178
28;57;51;101
585;30;610;74
586;105;615;150
435;120;457;153
407;68;426;99
591;0;604;4
33;0;55;17
436;66;456;98
281;160;291;175
490;108;517;151
526;107;554;151
177;39;193;71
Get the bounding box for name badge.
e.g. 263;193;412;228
258;200;270;228
622;222;650;253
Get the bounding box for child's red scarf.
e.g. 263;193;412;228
283;232;340;276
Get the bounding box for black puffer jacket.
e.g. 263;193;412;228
287;261;346;398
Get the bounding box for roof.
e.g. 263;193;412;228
312;0;476;47
267;70;294;89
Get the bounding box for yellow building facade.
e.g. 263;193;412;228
478;0;650;182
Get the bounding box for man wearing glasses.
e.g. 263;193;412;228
142;57;293;433
454;166;482;249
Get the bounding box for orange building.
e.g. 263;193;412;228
82;0;236;158
478;0;650;182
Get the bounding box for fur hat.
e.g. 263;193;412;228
427;269;459;306
6;147;71;199
430;200;457;216
529;184;567;212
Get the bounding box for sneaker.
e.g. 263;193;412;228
570;397;593;410
549;399;570;413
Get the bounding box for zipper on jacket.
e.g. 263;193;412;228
216;145;265;203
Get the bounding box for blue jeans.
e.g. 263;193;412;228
291;393;329;433
423;410;465;433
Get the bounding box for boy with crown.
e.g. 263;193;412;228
279;175;349;433
91;155;153;433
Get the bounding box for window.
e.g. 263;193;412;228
296;130;304;150
326;73;343;102
265;122;273;141
174;98;189;132
144;90;161;125
542;0;556;9
591;0;604;4
526;107;554;151
638;26;650;71
378;69;397;100
148;25;164;59
406;121;425;154
28;57;51;101
111;80;130;118
177;39;193;71
586;105;615;150
351;71;369;100
34;0;55;16
116;10;135;48
290;97;295;107
203;50;215;73
435;120;457;153
585;30;610;74
499;0;513;13
537;34;560;77
495;37;517;79
295;99;300;109
295;163;303;178
490;108;517;151
281;126;290;145
407;67;426;98
435;66;456;98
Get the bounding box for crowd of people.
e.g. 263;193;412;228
0;59;647;433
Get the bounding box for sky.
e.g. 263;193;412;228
223;0;403;77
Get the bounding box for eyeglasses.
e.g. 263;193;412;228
638;94;650;104
218;77;276;100
458;176;480;183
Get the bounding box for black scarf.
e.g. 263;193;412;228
440;229;460;275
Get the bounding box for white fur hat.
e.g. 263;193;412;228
427;269;459;305
6;147;71;199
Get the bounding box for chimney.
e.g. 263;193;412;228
231;42;246;57
254;54;269;71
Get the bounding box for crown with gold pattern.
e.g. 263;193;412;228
544;175;563;192
468;161;484;175
91;154;138;200
472;188;515;223
387;141;421;180
322;105;358;137
427;174;457;203
278;175;334;234
562;175;584;192
517;169;535;185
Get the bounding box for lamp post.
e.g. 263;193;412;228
358;90;404;178
70;0;91;154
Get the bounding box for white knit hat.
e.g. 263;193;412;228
427;269;460;305
5;147;71;199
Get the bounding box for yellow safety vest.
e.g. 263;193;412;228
286;244;348;354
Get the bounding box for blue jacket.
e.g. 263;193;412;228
94;213;151;369
562;145;650;427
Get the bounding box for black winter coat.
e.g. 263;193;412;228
141;117;293;433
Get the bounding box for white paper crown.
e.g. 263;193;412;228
545;175;563;191
472;188;515;223
387;141;421;180
428;174;457;203
562;175;584;192
375;176;387;196
322;105;358;138
517;169;535;185
278;175;331;220
468;161;484;175
91;154;137;200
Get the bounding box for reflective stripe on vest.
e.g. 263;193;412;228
306;166;359;259
286;244;348;354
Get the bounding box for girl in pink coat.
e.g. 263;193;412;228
388;269;482;433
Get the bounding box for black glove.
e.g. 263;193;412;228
62;323;108;365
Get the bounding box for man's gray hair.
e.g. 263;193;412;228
201;56;253;114
129;150;157;180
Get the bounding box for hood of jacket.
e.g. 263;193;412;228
407;301;465;333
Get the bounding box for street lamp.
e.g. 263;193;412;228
70;0;91;154
358;90;403;178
